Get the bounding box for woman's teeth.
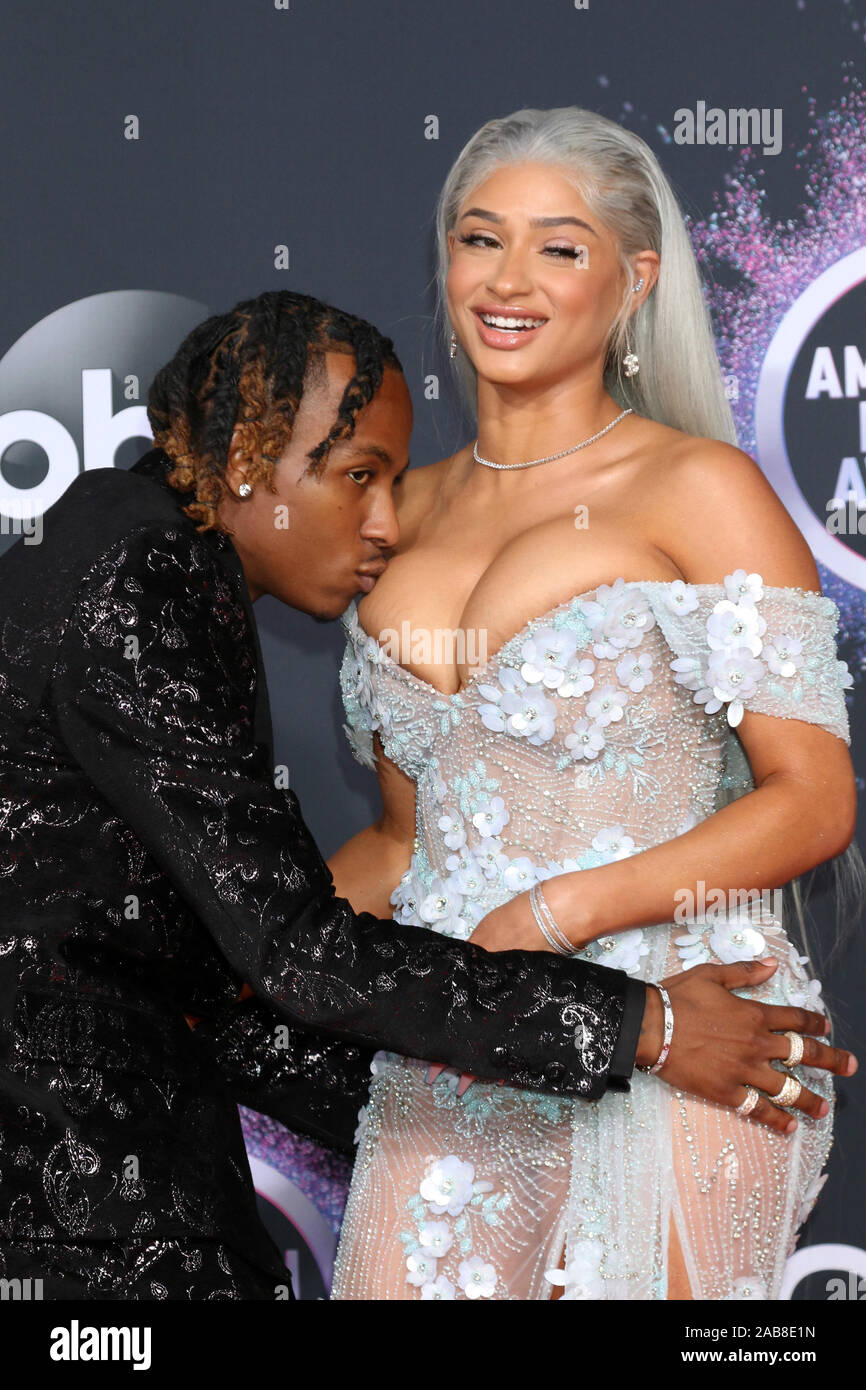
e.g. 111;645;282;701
478;313;546;330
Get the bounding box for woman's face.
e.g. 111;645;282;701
445;161;654;391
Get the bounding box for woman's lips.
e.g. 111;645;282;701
472;309;548;350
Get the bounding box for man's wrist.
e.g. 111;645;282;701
635;983;665;1069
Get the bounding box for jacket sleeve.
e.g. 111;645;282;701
189;993;374;1156
51;521;643;1102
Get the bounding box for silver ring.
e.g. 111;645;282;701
773;1074;802;1108
783;1030;805;1068
736;1085;760;1117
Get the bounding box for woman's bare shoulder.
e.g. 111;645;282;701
639;426;820;589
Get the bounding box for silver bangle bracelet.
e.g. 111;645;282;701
639;983;674;1075
529;882;575;956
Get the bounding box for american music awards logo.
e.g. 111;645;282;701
756;245;866;594
0;289;208;539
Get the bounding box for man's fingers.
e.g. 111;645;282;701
710;958;778;990
766;1033;856;1076
751;1066;829;1120
761;1005;830;1036
735;1088;798;1135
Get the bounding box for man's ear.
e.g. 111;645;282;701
224;428;251;498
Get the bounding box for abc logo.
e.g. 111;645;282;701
0;290;207;528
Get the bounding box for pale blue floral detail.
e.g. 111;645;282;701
338;600;457;777
451;759;502;821
675;908;784;969
399;1154;507;1295
646;570;853;738
492;601;592;672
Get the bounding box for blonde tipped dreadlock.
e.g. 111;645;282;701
147;290;402;533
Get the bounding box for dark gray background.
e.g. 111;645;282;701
1;0;864;1299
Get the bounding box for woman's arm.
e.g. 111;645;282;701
546;713;855;946
327;733;415;917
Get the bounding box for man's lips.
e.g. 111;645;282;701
355;563;386;594
471;308;548;350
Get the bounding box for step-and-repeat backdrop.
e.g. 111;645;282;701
1;0;864;1300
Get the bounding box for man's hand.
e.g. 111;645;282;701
639;958;857;1133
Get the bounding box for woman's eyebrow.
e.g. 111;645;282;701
458;206;598;236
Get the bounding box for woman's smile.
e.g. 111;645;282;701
472;306;549;349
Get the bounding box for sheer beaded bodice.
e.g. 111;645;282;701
333;572;852;1300
340;575;850;966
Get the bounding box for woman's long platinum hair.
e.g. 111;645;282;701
433;104;865;979
433;105;739;446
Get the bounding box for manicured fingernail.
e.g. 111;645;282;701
817;1100;830;1117
847;1055;858;1075
824;1019;832;1034
786;1119;798;1133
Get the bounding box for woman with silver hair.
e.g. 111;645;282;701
329;105;864;1300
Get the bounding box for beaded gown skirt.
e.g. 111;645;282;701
330;575;851;1300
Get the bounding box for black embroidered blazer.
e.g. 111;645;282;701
0;447;644;1297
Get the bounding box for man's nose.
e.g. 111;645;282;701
362;501;400;551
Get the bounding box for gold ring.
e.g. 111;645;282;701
773;1074;802;1108
783;1030;805;1068
736;1085;760;1117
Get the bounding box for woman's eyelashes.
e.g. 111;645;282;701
457;231;582;260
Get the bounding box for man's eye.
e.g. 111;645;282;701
348;469;374;485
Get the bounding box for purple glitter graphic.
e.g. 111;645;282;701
685;76;866;673
241;1107;352;1237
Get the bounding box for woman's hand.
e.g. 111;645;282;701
469;893;556;953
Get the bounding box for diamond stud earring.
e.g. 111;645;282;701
238;482;253;498
632;277;645;293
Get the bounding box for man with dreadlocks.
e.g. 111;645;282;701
0;290;847;1299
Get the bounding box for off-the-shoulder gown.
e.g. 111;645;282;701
331;572;852;1300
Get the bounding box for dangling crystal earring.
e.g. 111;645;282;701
238;482;253;497
449;331;458;359
623;277;644;374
